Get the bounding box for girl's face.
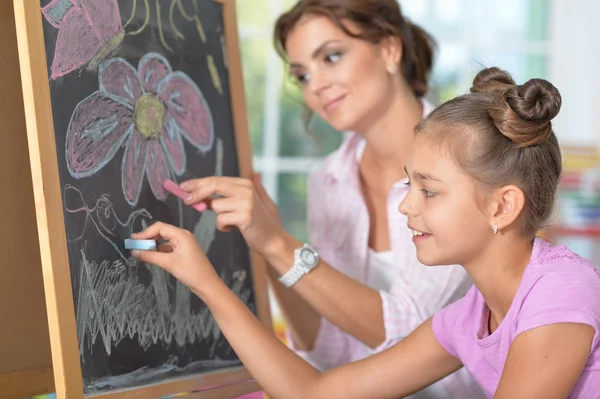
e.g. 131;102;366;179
399;134;494;267
285;14;399;133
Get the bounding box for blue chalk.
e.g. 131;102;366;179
124;239;157;251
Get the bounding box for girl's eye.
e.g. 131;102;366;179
421;189;436;198
404;180;411;186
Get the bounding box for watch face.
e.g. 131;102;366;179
300;247;318;267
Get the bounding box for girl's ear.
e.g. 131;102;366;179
489;185;525;232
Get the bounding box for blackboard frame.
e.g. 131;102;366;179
12;0;272;397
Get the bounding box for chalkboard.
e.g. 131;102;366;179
13;0;271;397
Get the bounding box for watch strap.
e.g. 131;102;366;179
278;259;308;288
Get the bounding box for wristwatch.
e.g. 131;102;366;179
278;243;319;288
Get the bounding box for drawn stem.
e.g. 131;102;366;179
156;0;174;52
126;0;150;36
123;0;138;29
169;0;185;40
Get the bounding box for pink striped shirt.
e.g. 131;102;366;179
285;101;486;398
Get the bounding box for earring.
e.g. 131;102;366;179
388;65;397;75
492;224;499;234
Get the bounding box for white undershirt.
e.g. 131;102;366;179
357;141;399;292
367;249;396;292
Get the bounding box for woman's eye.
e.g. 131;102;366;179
294;73;309;85
324;52;341;64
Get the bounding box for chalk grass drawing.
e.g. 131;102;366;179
76;247;252;357
42;0;210;79
63;184;153;266
66;52;214;206
42;0;124;79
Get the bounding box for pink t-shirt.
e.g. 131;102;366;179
432;238;600;398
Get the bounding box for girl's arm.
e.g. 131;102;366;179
132;222;462;399
200;281;461;399
494;323;594;399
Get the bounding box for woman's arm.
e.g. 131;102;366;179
183;176;385;348
266;231;385;348
252;175;322;351
266;265;322;351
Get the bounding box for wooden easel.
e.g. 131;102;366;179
0;1;54;398
2;0;272;397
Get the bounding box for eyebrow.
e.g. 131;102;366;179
289;40;340;69
404;166;443;182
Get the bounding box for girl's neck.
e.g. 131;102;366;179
465;234;535;326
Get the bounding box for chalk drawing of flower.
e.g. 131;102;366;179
42;0;124;79
66;52;214;206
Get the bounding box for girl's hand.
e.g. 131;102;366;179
130;222;221;297
180;176;285;256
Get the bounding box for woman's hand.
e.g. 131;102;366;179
130;222;221;297
180;176;286;257
252;173;282;226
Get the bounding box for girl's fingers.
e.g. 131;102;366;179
131;249;172;269
131;221;182;241
157;243;174;253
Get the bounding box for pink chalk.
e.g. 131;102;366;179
163;179;208;212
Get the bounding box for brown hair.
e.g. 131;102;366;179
273;0;436;97
416;67;563;239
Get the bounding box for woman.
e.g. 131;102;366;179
246;0;481;396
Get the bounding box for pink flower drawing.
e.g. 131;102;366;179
66;52;214;206
42;0;124;79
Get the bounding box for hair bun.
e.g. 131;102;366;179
471;68;562;147
470;67;515;94
507;78;562;124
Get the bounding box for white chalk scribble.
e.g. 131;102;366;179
64;184;152;266
76;247;251;358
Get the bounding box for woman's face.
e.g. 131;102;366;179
285;14;400;132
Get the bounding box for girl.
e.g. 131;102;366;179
254;0;480;396
132;68;600;398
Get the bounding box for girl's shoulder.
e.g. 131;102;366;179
529;238;599;278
